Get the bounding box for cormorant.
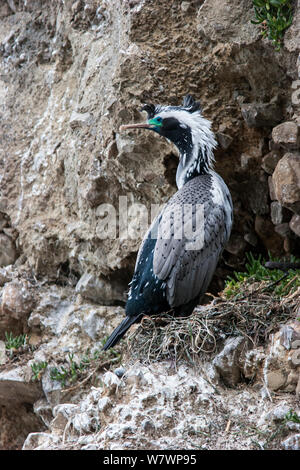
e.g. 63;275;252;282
103;95;233;350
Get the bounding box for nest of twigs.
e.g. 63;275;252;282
127;281;300;364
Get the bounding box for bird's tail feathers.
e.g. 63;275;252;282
102;315;141;351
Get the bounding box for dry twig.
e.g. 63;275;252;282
127;282;298;364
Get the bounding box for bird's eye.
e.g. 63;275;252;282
148;116;163;127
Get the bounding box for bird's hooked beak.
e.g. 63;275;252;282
119;122;154;132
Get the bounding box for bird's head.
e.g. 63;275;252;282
119;95;217;187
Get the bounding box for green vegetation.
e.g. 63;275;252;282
50;344;121;388
224;253;300;299
31;361;48;381
284;409;300;424
5;332;29;353
50;352;90;387
251;0;294;49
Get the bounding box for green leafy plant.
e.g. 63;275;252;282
50;365;70;388
31;361;48;381
224;253;300;298
50;352;88;387
284;409;300;424
49;345;121;388
5;332;29;351
251;0;294;49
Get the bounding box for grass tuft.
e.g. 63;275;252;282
251;0;295;50
49;343;121;388
224;253;300;299
31;361;48;381
5;332;29;351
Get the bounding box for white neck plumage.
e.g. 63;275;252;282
174;114;217;189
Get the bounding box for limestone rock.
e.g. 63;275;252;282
272;122;299;150
98;396;112;413
212;336;248;387
41;368;63;407
0;213;7;231
261;151;282;175
282;434;300;451
240;153;257;170
70;411;98;435
240;174;269;215
181;2;191;13
280;323;300;351
0;365;42;405
274;223;291;238
216;132;233;150
289;214;300;237
81;308;107;341
255;215;283;255
51;404;79;433
0;233;17;267
0;267;12;286
270;201;290;225
0;340;6;365
33;399;53;428
1;280;36;320
272;153;300;214
22;432;60;451
75;272;126;305
102;371;121;395
243;231;258;247
0;2;11;18
241;101;283;128
266;370;287;391
69;111;92;129
284;0;300;52
269;404;291;423
197;0;260;44
243;348;265;380
1;402;46;451
263;323;300;394
297;376;300;397
268;175;277;201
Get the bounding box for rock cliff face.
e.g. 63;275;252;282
0;0;299;450
0;0;299;288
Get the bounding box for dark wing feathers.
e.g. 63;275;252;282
153;174;232;307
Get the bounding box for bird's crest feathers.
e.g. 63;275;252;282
182;94;202;113
140;103;156;119
141;95;202;119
